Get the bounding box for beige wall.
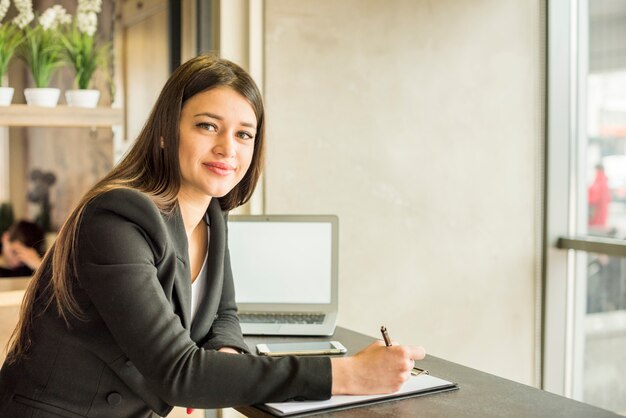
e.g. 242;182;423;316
263;0;543;385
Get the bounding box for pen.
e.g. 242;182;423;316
380;325;392;346
380;325;429;376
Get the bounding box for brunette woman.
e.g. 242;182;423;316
0;55;424;417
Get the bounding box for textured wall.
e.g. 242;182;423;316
263;0;542;384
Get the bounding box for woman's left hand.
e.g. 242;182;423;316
12;241;42;270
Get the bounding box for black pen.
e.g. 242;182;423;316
380;325;429;376
380;325;392;346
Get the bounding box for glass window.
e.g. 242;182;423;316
582;0;626;412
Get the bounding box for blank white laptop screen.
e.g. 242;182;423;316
229;221;332;304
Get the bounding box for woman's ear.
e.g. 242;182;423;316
160;137;165;149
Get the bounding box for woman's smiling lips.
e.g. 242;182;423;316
203;161;236;176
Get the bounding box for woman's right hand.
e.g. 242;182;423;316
330;341;426;395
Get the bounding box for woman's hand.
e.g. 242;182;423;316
330;341;426;395
12;241;42;270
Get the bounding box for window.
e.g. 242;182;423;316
545;0;626;413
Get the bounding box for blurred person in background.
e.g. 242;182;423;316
588;164;612;232
0;220;45;277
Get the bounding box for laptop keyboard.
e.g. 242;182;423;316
239;312;326;324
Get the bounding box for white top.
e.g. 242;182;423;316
190;226;210;321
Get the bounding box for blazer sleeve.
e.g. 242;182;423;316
75;189;331;408
202;212;249;353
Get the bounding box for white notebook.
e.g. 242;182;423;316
261;374;458;416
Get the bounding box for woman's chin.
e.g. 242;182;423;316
205;183;240;198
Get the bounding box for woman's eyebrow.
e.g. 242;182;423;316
193;112;222;119
193;112;256;129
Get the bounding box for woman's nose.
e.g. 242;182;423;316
213;131;236;158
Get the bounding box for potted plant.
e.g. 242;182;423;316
0;0;24;105
0;201;14;234
62;0;107;108
17;2;71;107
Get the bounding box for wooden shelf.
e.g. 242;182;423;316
0;104;123;127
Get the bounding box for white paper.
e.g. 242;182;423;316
263;374;456;416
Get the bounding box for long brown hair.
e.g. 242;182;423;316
7;55;265;363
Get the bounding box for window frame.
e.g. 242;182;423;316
543;0;589;400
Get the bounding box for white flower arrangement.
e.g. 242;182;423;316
17;2;71;88
76;10;97;36
12;0;34;29
39;5;72;31
5;1;108;91
77;0;101;36
0;0;25;83
0;0;10;23
78;0;102;13
61;0;107;90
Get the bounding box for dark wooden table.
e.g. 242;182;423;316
235;327;620;418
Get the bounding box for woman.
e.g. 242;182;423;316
0;55;425;417
0;220;45;277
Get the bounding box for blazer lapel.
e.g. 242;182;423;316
164;204;192;330
190;198;226;341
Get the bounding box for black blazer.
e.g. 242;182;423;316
0;188;331;418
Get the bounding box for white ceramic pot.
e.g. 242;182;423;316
65;89;100;108
0;87;14;106
24;88;61;107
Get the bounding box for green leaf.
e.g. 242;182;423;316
0;24;24;81
17;24;65;88
60;22;109;90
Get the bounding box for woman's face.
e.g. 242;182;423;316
177;86;257;202
1;233;22;268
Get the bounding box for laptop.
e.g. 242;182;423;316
228;214;339;336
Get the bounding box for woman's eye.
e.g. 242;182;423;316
237;131;254;140
197;122;217;131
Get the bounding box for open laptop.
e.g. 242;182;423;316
228;215;339;336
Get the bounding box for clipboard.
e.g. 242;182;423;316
259;374;459;416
